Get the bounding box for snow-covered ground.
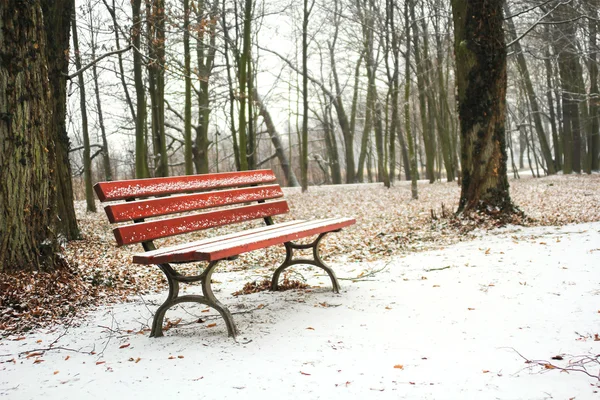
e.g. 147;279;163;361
1;222;599;399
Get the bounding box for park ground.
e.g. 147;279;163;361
1;174;600;399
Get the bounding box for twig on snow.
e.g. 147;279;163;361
505;347;600;381
337;262;390;281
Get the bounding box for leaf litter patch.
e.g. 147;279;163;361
2;174;600;335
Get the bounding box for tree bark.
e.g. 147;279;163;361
71;9;96;212
41;0;80;240
183;0;193;174
405;0;417;199
132;0;149;178
452;0;515;214
588;0;599;171
147;0;167;177
237;0;252;171
0;0;57;271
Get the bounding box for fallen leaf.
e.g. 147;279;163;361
544;364;556;369
468;308;475;311
13;337;26;341
135;358;141;363
551;355;564;360
256;304;265;309
64;356;70;361
168;356;176;360
33;359;44;364
193;376;204;381
300;371;311;376
385;306;392;310
594;334;600;341
119;343;130;349
36;340;42;344
393;364;404;369
306;327;315;330
96;361;105;365
485;248;491;255
207;323;217;328
420;276;428;280
409;382;415;385
432;285;440;288
26;352;44;359
482;370;490;373
178;355;184;359
53;371;59;375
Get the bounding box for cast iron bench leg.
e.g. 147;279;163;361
271;231;340;293
150;261;238;338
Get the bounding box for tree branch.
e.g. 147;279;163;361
67;45;132;79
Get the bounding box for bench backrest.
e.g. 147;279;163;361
94;170;288;247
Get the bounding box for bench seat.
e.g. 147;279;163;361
133;217;355;264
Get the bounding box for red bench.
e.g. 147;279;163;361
94;169;355;337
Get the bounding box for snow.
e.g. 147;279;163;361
1;222;599;399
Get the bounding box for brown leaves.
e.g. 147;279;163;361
232;277;308;296
393;364;404;369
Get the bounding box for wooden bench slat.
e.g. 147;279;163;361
113;200;290;246
94;169;277;202
194;217;356;261
104;185;284;223
133;220;308;264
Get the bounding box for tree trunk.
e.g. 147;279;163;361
412;3;435;183
350;52;363;176
89;8;112;181
103;0;136;122
544;43;561;170
405;0;417;199
327;5;355;183
433;3;455;182
183;0;193;174
221;0;240;171
71;9;96;212
589;1;599;171
323;104;343;184
0;0;57;271
195;0;218;173
452;0;515;214
237;0;252;172
147;0;167;177
41;0;80;240
504;3;555;174
552;4;582;174
253;89;300;186
132;0;149;178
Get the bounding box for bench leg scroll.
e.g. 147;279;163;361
271;232;341;293
150;261;238;338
